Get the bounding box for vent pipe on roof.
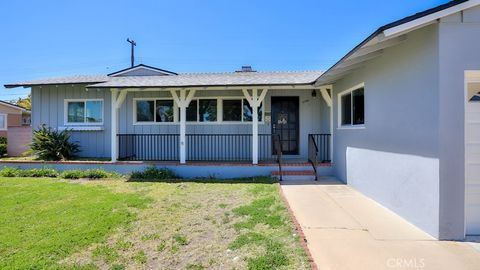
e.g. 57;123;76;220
236;66;256;72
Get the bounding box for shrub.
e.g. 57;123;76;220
83;169;113;179
60;168;118;180
0;167;20;177
31;125;80;161
129;167;176;181
18;168;59;178
0;137;7;144
0;144;7;156
60;170;84;179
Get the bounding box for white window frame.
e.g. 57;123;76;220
337;83;365;129
133;98;178;125
220;97;264;124
64;99;104;126
133;96;265;125
0;114;7;131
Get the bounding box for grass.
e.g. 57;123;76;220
0;177;309;269
0;178;149;269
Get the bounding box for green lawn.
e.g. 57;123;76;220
0;177;309;270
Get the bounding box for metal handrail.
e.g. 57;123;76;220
308;134;319;181
272;134;283;181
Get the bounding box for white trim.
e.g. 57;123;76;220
111;90;118;162
384;0;480;38
64;98;104;126
0;114;7;131
337;125;366;130
464;70;480;237
59;126;104;131
132;96;265;125
320;87;332;107
337;83;365;129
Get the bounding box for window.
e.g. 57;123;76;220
223;100;242;121
339;84;364;127
199;99;217;122
243;99;263;122
135;99;174;123
136;100;154;122
186;100;198;121
66;99;103;124
0;114;6;130
156;100;174;122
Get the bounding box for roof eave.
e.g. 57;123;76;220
86;82;318;89
315;0;473;86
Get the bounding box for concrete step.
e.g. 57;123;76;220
271;170;317;181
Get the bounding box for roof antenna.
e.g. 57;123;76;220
127;38;136;67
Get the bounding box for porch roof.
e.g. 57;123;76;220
4;71;322;89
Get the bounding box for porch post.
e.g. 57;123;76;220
252;93;259;164
179;90;187;164
111;89;119;162
111;89;127;163
171;89;196;164
242;88;268;165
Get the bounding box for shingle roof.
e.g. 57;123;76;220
0;100;30;112
89;71;322;88
4;75;110;88
4;71;322;89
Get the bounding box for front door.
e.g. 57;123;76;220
271;97;299;155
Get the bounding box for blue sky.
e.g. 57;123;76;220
0;0;447;100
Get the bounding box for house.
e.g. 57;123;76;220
4;0;480;240
0;101;31;156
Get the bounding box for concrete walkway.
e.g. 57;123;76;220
280;177;480;270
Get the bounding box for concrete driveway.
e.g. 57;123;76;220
280;177;480;270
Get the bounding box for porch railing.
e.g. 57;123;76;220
118;134;280;162
308;134;331;163
118;134;180;161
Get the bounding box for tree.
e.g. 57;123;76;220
14;95;31;110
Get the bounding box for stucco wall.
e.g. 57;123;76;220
32;86;330;160
437;6;480;239
331;24;441;237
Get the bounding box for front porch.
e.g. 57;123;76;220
117;133;331;164
110;85;334;167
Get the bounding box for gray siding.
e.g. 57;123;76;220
437;6;480;239
31;85;112;157
32;86;330;160
118;89;330;159
331;24;441;238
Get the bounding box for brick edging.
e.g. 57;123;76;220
277;183;318;270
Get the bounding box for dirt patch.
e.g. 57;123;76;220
61;180;309;270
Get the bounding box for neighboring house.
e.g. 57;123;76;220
0;101;31;156
4;0;480;240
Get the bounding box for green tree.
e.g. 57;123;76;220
15;95;31;110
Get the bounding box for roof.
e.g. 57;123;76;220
4;75;109;88
4;71;322;89
107;64;178;76
89;71;322;88
0;100;30;112
316;0;476;85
